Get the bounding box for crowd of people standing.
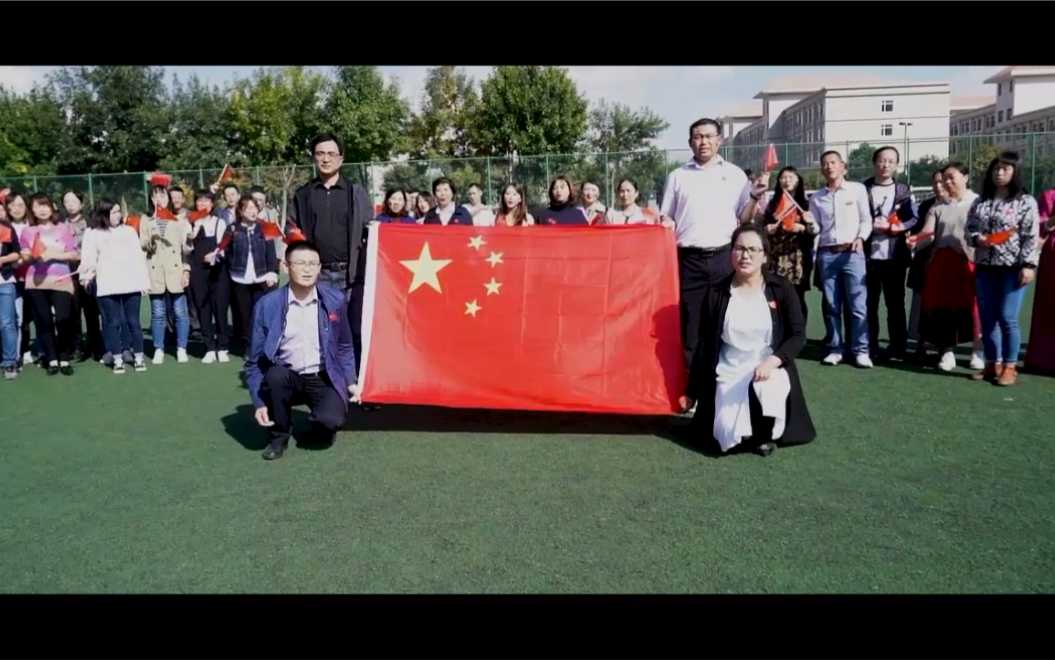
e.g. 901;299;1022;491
1;126;1053;461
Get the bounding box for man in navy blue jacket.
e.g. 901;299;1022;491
245;240;361;460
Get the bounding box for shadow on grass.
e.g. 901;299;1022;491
221;404;336;453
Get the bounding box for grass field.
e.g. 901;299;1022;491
1;288;1053;594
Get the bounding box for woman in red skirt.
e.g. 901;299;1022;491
915;162;984;372
1025;187;1055;374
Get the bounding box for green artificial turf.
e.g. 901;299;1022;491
0;288;1052;593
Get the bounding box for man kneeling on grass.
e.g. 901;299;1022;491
245;240;361;460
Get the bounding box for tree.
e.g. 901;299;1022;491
471;66;588;159
0;86;67;177
48;66;168;175
406;66;481;160
575;99;669;205
324;66;409;190
229;66;329;226
907;155;944;188
159;74;235;174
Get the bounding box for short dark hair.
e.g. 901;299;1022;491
309;132;344;157
284;239;320;262
248;185;266;197
432;177;455;196
731;222;771;260
872;146;900;164
820;150;843;163
942;162;969;177
689;118;722;138
167;185;185;196
195;189;215;202
222;183;240;195
89;198;119;231
982;151;1025;200
62;190;86;205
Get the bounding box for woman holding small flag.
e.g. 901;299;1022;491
216;197;279;354
964;151;1040;385
187;189;231;364
140;183;193;364
761;167;817;321
78;199;151;374
19;193;80;375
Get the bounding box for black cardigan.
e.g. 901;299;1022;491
686;271;817;447
286;177;374;287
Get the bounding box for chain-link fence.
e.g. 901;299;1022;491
4;133;1055;214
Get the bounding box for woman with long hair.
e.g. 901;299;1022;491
603;178;652;225
914;162;984;372
536;176;587;225
907;170;949;360
187;189;231;364
18;193;80;375
216;197;278;352
494;183;535;226
62;190;103;361
413;192;434;224
375;189;416;224
1025;185;1055;374
679;224;816;457
760;167;818;321
964;151;1041;386
4;192;35;367
78;199;151;374
140;184;193;364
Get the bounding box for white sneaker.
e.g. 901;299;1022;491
969;352;985;370
217;350;230;363
855;354;873;368
153;349;165;364
202;351;217;364
113;358;125;375
822;352;843;365
177;348;188;363
23;352;34;365
938;351;956;372
134;354;147;372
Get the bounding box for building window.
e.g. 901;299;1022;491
881;100;894;112
1049;119;1055;132
1010;81;1013;93
1007;109;1013;120
998;84;1002;96
881;124;893;136
952;126;958;136
999;110;1004;122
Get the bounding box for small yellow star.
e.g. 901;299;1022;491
467;236;486;250
465;300;481;317
400;242;452;293
484;278;502;295
485;251;503;267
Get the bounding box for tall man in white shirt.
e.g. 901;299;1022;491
660;118;766;371
808;151;874;368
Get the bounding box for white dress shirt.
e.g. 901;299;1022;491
808;180;873;248
277;287;322;375
659;156;752;249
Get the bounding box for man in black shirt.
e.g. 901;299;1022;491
286;133;375;394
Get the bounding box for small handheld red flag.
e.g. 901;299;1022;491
285;227;307;244
126;215;141;234
987;226;1017;245
188;210;209;222
0;188;9;204
147;172;172;187
763;144;779;172
31;234;46;259
219;165;234;182
260;221;283;240
156;207;177;221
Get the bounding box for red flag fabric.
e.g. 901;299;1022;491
285;227;307;244
156;207;178;221
358;225;684;414
147;172;172;187
188;210;209;222
126;215;140;234
31;234;45;259
259;221;283;240
763;143;779;172
219;164;234;182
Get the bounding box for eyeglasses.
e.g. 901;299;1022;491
288;261;321;270
690;133;719;142
314;151;342;160
733;246;764;256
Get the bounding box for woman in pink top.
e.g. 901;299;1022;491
1025;187;1055;374
18;193;80;375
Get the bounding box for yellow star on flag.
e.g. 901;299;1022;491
468;236;486;250
400;242;452;293
484;278;502;295
485;251;503;267
465;300;482;317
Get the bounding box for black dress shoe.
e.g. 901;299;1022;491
46;364;59;376
60;364;74;376
262;446;285;460
754;442;777;457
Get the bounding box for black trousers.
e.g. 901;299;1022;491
261;366;346;449
190;267;231;352
866;259;909;356
678;245;733;369
231;282;267;351
349;281;365;374
793;284;809;326
70;279;103;359
26;289;74;364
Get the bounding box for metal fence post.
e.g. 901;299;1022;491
198;168;204;189
967;136;973;182
1029;133;1037;193
87;173;94;206
486;156;492;204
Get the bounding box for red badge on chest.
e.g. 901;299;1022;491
328;312;338;322
769;300;777;309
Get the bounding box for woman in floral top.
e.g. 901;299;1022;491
964;151;1040;386
760;167;818;322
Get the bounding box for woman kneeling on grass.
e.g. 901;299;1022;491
78;199;151;374
679;224;816;457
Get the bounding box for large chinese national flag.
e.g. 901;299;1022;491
358;224;684;414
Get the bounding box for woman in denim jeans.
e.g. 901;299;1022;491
964;151;1040;386
140;185;193;364
0;213;21;379
214;197;278;354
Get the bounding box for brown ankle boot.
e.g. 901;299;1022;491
997;363;1018;386
971;362;1003;382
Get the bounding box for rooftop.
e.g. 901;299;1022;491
951;95;995;110
753;74;947;98
983;65;1055;84
722;101;763;118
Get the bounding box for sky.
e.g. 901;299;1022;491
0;65;1005;152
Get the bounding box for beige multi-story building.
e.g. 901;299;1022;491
949;66;1055;159
720;74;951;170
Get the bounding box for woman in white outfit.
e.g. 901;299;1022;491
680;224;816;457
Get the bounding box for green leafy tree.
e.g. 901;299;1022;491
0;86;67;177
159;74;235;174
407;66;481;160
578;99;669;205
